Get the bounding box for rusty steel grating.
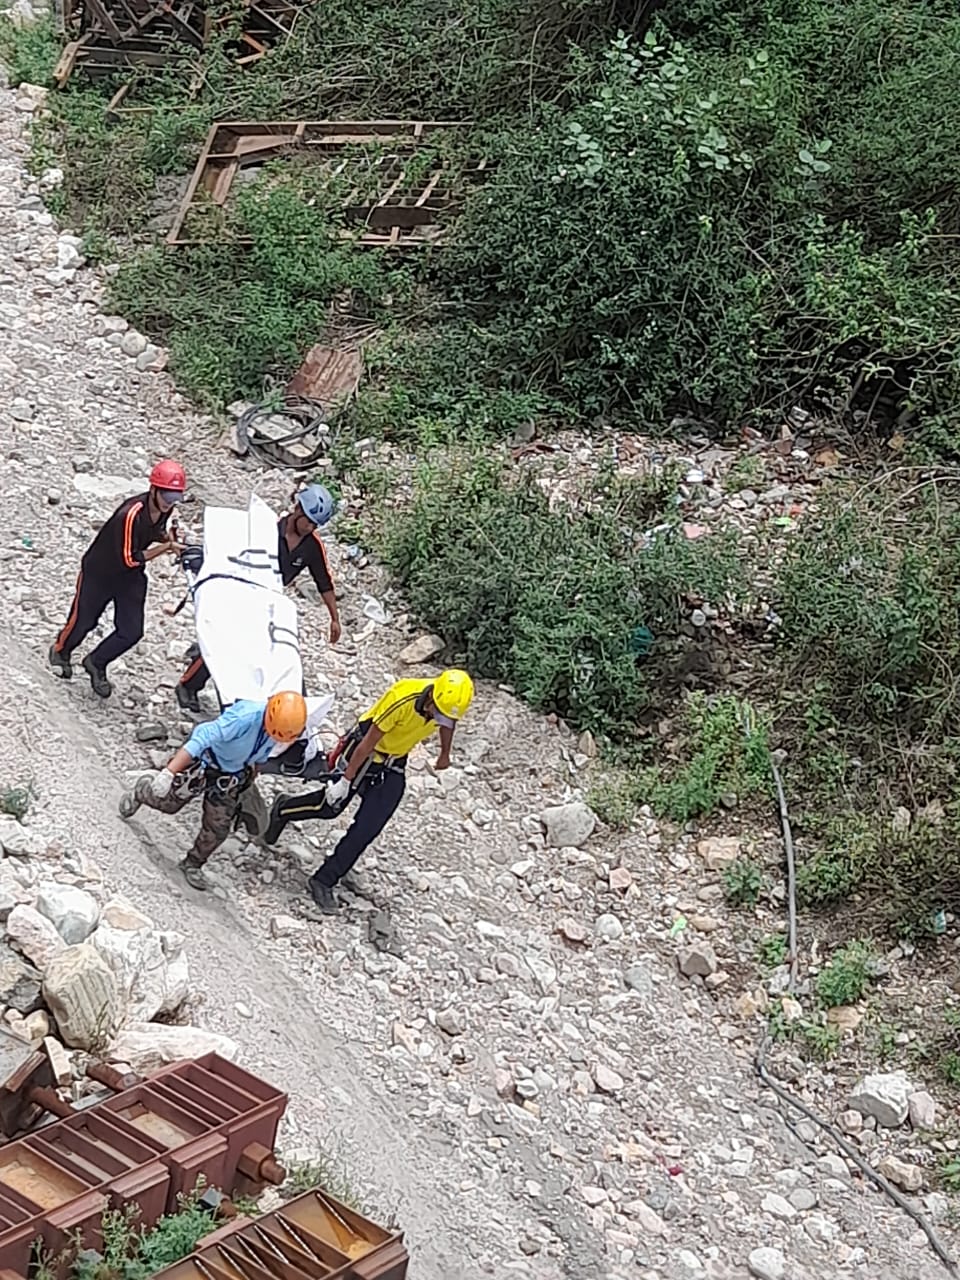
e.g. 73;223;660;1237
166;120;488;248
53;0;301;87
0;1053;288;1277
151;1187;408;1280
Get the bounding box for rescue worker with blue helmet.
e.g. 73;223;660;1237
176;484;340;713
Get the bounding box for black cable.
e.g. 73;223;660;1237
237;395;331;469
759;754;956;1275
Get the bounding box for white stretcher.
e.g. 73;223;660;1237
189;494;301;705
183;495;335;773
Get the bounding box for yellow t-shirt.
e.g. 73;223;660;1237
362;678;438;759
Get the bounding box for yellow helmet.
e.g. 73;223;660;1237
431;669;474;721
264;691;307;743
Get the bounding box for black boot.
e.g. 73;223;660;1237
176;683;201;714
180;859;207;890
48;645;72;679
308;878;337;913
82;655;112;698
262;798;286;846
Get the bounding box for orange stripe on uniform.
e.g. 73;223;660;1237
311;530;332;583
180;657;203;686
122;501;143;569
55;570;84;653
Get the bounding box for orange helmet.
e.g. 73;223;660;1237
264;691;307;743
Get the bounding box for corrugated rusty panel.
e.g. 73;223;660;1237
286;346;362;406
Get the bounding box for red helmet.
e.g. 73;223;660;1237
149;459;186;492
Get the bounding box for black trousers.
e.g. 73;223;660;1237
55;565;147;669
180;645;211;693
274;766;406;888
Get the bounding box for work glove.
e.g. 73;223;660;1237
151;769;175;799
325;774;350;807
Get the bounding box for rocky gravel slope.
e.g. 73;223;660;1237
0;78;953;1280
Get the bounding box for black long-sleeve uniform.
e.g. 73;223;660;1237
54;492;171;669
179;515;334;696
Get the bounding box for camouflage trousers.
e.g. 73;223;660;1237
133;763;261;866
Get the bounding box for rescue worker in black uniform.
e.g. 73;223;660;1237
49;459;186;699
175;483;340;713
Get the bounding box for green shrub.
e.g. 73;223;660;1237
75;1194;216;1280
643;692;770;821
0;786;32;821
815;940;873;1007
439;18;960;427
381;453;744;737
777;488;960;735
588;771;645;830
0;18;61;86
109;182;395;407
756;933;787;969
723;858;763;907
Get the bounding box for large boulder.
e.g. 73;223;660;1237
107;1023;239;1074
6;904;67;969
42;945;122;1051
89;897;189;1023
36;884;100;945
541;802;596;849
848;1070;913;1128
0;941;42;1013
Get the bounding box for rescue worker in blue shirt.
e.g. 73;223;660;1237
119;691;307;890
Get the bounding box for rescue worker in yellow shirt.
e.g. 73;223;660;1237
262;669;474;912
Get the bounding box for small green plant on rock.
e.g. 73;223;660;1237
723;858;763;907
815;940;873;1007
283;1154;359;1208
724;454;764;493
588;771;645;830
798;1019;841;1061
940;1154;960;1193
0;785;32;821
756;932;787;969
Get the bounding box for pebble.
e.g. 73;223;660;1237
760;1192;795;1220
748;1246;785;1280
594;913;623;941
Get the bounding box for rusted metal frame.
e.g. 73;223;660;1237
59;0;297;90
167;119;474;248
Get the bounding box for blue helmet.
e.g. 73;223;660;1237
297;484;334;527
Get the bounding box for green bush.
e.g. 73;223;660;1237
723;858;763;907
777;486;960;735
109;182;395;406
642;692;770;821
815;940;873;1006
437;14;960;428
381;453;744;737
0;18;61;86
75;1195;216;1280
756;932;787;968
797;813;960;938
